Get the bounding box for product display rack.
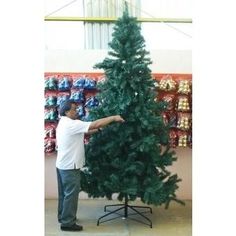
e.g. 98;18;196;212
44;72;192;154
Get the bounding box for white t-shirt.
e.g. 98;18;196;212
56;116;92;170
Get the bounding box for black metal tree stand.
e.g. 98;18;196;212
97;195;153;228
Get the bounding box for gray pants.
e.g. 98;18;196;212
56;168;81;227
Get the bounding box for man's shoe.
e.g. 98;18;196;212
61;224;83;231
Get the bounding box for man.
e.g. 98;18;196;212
56;99;125;231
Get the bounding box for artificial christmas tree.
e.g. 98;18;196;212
81;3;183;227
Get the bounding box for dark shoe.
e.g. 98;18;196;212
61;224;83;231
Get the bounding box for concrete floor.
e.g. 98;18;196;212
45;199;191;236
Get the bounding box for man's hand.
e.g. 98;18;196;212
114;115;125;123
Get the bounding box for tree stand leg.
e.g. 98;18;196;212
97;196;153;228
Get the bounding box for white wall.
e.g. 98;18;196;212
45;49;192;200
45;49;192;73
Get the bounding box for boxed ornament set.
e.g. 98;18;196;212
155;74;192;148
